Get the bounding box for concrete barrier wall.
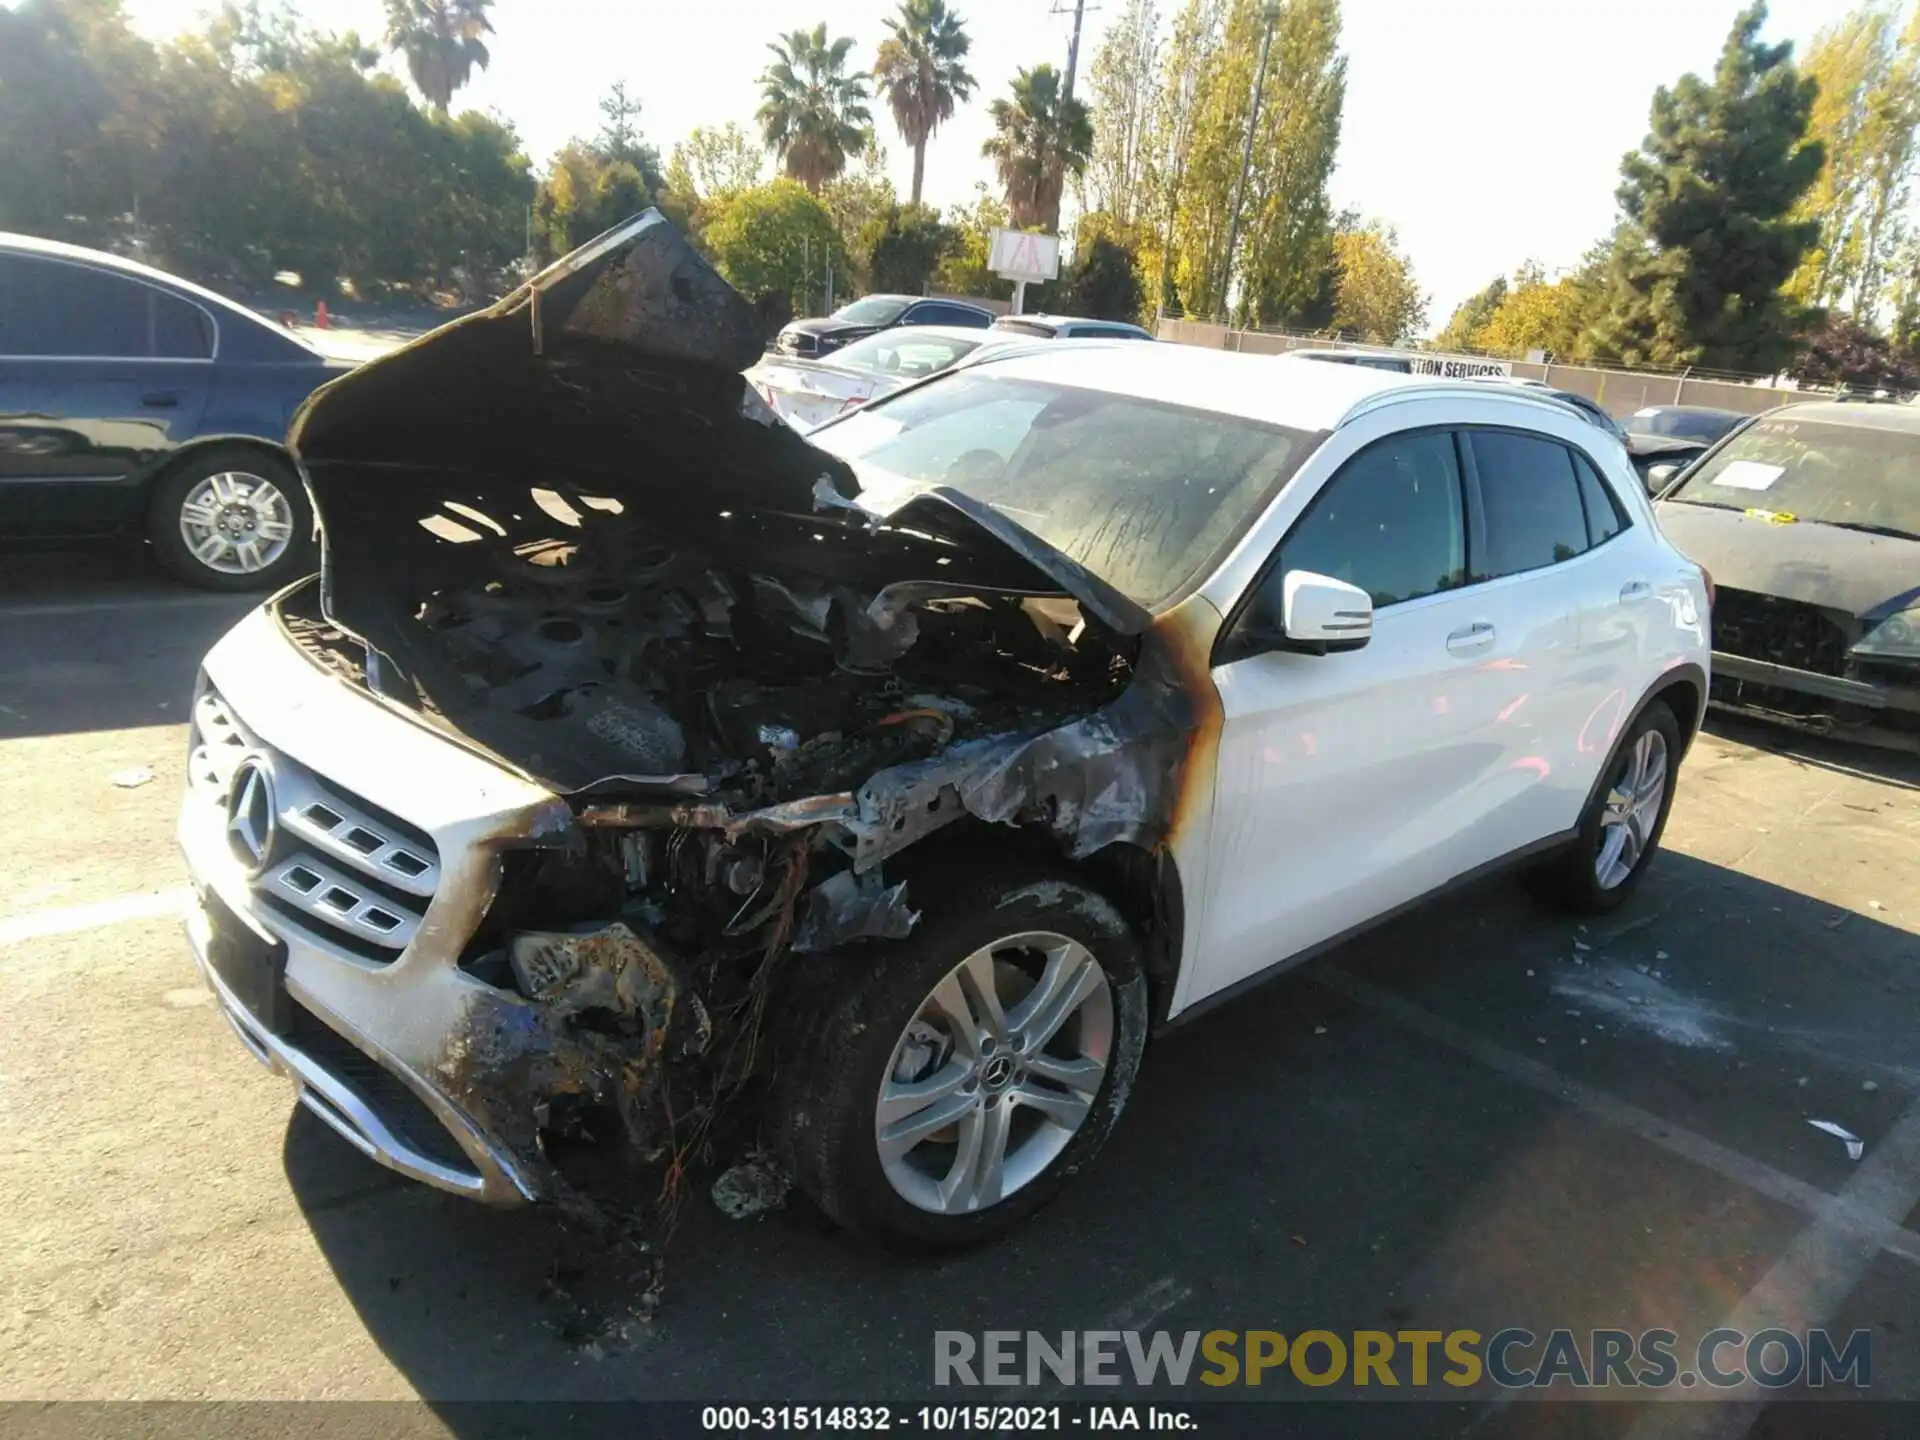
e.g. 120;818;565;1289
1154;317;1806;420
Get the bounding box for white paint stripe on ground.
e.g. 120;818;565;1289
1623;1099;1920;1438
1318;970;1920;1269
0;594;245;620
0;886;192;946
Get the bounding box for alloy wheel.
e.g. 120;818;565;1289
178;471;296;576
874;930;1113;1215
1595;729;1669;889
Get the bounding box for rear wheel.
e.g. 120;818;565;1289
149;447;314;592
1534;701;1681;913
777;869;1149;1251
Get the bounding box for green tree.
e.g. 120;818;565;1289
864;203;954;293
1467;262;1598;357
1065;218;1147;321
705;179;850;317
757;24;872;193
1164;0;1346;326
1141;0;1226;314
382;0;493;114
1085;0;1161;227
1590;2;1823;372
820;136;898;285
872;0;975;207
531;84;668;266
667;122;765;202
1329;219;1424;343
1434;276;1507;352
982;63;1092;231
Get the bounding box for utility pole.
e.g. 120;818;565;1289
1058;0;1089;99
1217;1;1281;324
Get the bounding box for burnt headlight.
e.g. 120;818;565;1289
1850;607;1920;664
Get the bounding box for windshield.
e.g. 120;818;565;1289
809;372;1318;608
1667;415;1920;539
832;295;909;325
828;329;982;378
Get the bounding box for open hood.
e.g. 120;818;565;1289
290;211;1147;650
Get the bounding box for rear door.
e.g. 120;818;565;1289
0;253;213;535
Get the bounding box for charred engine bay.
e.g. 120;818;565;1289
281;209;1193;1229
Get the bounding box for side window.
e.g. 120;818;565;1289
1572;451;1627;548
919;303;990;329
1467;430;1592;579
152;291;213;359
1268;430;1467;610
5;258;151;357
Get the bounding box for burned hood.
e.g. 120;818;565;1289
1655;500;1920;619
288;210;1149;648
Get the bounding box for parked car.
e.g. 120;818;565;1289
1284;347;1415;374
1654;401;1920;751
1467;375;1629;444
0;232;349;590
989;313;1155;342
745;325;1009;431
179;213;1708;1251
1628;405;1748;445
772;293;994;359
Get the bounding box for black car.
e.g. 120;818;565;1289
1627;404;1749;444
0;233;348;590
773;293;994;359
1653;402;1920;750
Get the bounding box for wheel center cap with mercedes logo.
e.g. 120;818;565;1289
225;755;278;874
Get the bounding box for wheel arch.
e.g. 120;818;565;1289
879;820;1187;1027
1575;662;1705;822
143;433;298;495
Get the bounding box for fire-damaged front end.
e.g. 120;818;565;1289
177;213;1196;1210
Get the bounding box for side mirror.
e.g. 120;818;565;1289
1271;570;1373;655
1644;462;1680;493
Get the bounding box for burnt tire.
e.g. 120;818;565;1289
776;868;1149;1252
149;446;315;592
1531;700;1682;915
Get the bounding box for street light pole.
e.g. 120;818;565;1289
1217;1;1281;324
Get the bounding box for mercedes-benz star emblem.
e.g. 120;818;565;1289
225;756;278;874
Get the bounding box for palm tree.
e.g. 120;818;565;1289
757;24;872;194
383;0;495;115
981;64;1091;232
873;0;976;207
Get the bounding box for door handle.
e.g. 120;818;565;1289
140;391;182;409
1619;580;1652;603
1446;621;1496;655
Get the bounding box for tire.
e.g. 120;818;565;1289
148;447;315;592
776;867;1150;1252
1532;701;1682;914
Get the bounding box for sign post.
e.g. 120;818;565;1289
988;228;1061;315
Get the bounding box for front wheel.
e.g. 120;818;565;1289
149;448;314;592
778;869;1149;1251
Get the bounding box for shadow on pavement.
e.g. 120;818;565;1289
1704;708;1920;792
284;845;1918;1426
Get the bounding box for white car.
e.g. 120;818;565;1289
745;325;1004;430
177;215;1711;1251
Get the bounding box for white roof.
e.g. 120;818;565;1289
968;339;1426;432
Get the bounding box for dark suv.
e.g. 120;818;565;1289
774;293;994;358
0;233;347;590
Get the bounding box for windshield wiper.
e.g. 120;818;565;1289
1807;518;1920;541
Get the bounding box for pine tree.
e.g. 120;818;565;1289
1591;2;1823;373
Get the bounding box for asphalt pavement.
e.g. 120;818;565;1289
2;543;1917;1439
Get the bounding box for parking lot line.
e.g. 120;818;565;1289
0;886;191;947
1625;1099;1920;1438
1316;969;1920;1269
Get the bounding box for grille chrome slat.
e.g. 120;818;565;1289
189;682;439;964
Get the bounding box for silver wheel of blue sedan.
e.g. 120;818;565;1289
177;470;297;576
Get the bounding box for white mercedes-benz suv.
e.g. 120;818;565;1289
178;215;1710;1251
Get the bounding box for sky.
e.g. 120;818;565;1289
115;0;1853;327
